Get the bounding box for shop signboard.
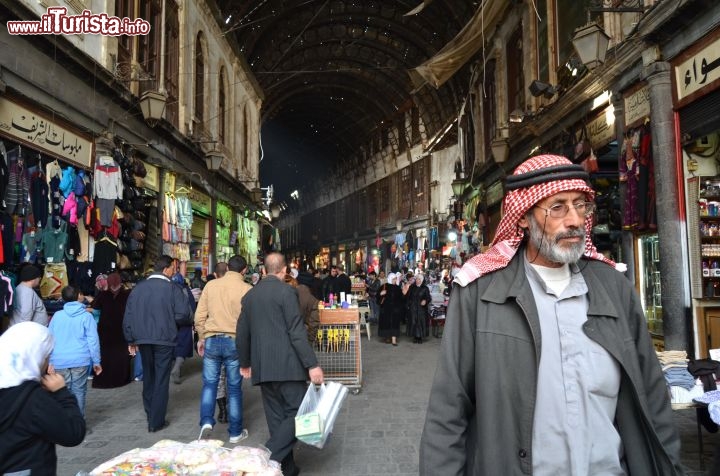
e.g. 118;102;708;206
0;96;93;168
578;106;614;150
486;180;503;206
189;188;211;216
141;161;159;191
164;171;176;193
674;34;720;107
624;85;650;127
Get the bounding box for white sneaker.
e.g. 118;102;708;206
198;423;212;441
228;429;249;444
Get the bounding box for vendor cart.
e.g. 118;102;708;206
314;308;362;394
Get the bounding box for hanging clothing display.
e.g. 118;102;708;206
5;153;29;216
620;124;657;230
93;154;123;200
160;192;192;262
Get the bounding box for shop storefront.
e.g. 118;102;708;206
315;247;330;271
0;94;154;309
187;188;212;277
237;211;259;268
674;29;720;356
215;201;235;264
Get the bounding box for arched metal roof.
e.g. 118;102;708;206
216;0;479;199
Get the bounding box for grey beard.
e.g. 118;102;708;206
527;215;585;264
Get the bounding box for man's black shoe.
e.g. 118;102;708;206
148;420;170;432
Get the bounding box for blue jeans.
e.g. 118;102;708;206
134;351;143;380
200;335;244;436
56;366;89;416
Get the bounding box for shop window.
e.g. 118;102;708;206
482;59;497;163
411;107;420;145
195;32;205;124
380;127;389;149
506;25;525;118
412;158;428;216
554;0;591;70
336;199;346;234
368;184;378;226
398;167;411;217
244;105;250;171
137;0;160;90
164;1;180;127
397;119;408;153
115;0;132;64
379;178;390;222
218;67;227;146
357;189;368;231
535;0;549;84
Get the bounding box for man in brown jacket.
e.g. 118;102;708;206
195;255;252;443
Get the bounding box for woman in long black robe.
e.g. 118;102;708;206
91;273;131;388
407;274;431;343
378;273;403;345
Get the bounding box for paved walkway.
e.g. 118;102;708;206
58;327;718;475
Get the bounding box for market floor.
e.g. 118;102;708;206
57;326;717;475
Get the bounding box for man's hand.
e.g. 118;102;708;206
128;345;137;356
309;366;324;385
240;367;252;379
41;373;66;392
197;339;205;357
93;364;103;376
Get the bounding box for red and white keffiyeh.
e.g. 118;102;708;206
454;155;622;287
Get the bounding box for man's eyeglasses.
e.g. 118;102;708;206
535;201;595;218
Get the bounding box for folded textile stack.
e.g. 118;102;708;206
656;350;696;390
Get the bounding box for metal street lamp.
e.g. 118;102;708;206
204;150;225;171
571;22;611;70
138;90;167;127
451;177;467;198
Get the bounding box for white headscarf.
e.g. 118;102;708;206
0;321;54;389
387;273;397;284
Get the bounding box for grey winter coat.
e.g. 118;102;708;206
419;252;683;475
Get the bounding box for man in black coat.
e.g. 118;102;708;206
335;268;352;297
123;255;193;432
237;253;324;476
321;265;339;301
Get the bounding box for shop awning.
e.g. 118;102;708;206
408;2;506;90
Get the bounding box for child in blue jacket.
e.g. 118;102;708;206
48;285;102;416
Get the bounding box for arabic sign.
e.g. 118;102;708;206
163;171;176;194
141;161;159;191
0;96;92;167
624;85;650;127
577;107;615;149
188;188;211;216
486;180;503;206
674;35;720;105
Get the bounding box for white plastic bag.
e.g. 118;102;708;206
295;382;348;448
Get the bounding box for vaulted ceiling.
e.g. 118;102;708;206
214;0;479;200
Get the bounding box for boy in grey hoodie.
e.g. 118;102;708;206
48;286;101;416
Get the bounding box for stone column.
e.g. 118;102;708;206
643;61;688;350
611;93;636;285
